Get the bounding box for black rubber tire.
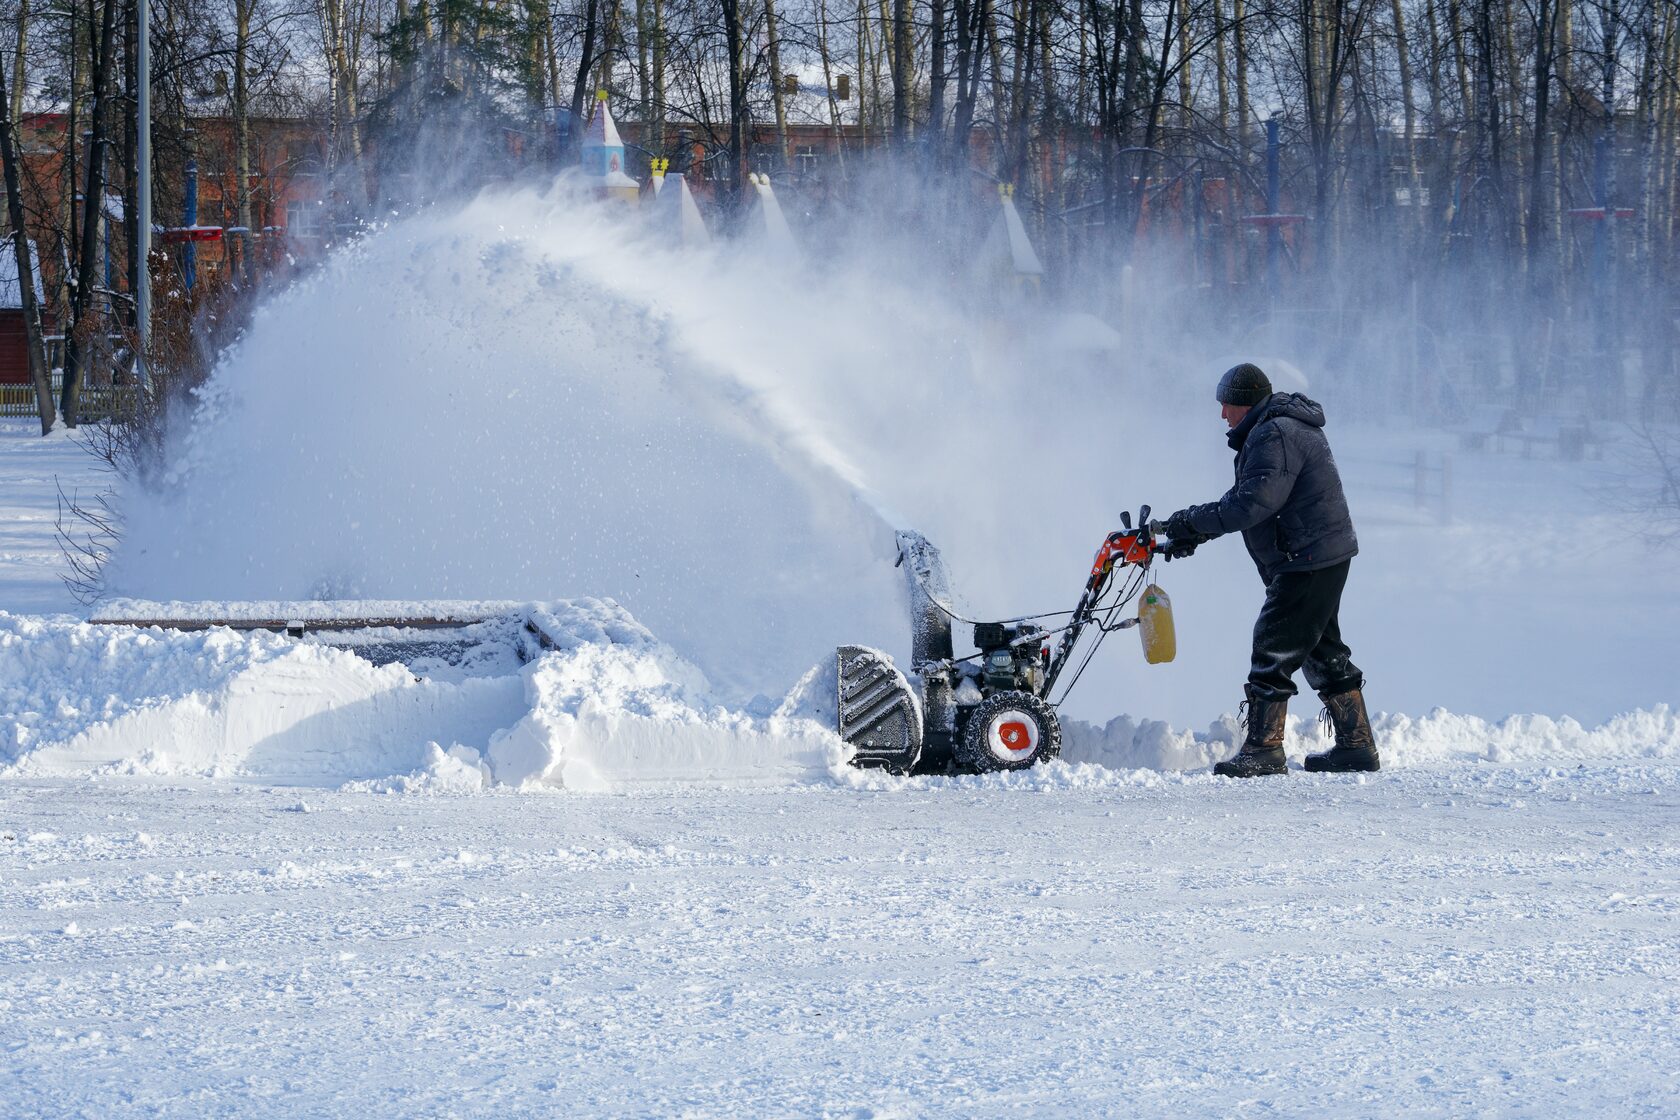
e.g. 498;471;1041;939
956;691;1062;772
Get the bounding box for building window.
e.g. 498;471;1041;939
287;139;323;173
796;145;821;178
286;200;323;237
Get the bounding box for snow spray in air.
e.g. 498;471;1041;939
109;182;1219;706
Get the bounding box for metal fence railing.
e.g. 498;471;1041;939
0;375;139;422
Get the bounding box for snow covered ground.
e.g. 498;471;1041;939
3;767;1676;1116
0;420;109;615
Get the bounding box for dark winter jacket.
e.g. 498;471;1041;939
1183;392;1358;580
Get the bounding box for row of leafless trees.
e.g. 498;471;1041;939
3;0;1679;433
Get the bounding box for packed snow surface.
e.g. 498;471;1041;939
0;421;110;614
2;769;1676;1115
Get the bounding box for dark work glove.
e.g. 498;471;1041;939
1163;510;1197;541
1161;510;1208;561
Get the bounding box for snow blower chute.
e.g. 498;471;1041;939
838;510;1183;774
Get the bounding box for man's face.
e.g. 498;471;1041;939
1221;402;1252;429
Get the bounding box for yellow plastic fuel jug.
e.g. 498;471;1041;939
1138;583;1177;664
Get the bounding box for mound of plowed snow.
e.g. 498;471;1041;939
3;603;1673;789
0;601;843;788
1058;705;1680;771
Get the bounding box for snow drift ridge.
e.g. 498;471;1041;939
3;608;1675;790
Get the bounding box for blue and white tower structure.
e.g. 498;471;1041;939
579;91;641;204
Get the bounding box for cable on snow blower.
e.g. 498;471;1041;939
837;509;1197;774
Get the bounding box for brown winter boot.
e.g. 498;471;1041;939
1305;688;1381;772
1214;690;1289;777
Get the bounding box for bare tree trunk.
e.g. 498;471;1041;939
721;0;749;194
856;0;872;136
1552;0;1569;261
63;0;120;428
635;0;650;145
597;0;621;95
1635;0;1659;277
336;3;363;174
1177;0;1193;128
10;0;29;124
1596;0;1621;400
1526;0;1558;277
235;0;253;278
1390;0;1419;227
892;0;912;144
1426;0;1453;240
1214;0;1230;131
121;0;136;329
569;0;600;152
928;0;948;156
983;0;1006;149
817;0;848;173
0;41;54;432
62;0;80;329
1476;0;1504;249
1448;0;1472;125
651;0;665;149
766;0;791;165
1661;0;1678;266
952;0;980;158
541;5;560;137
1501;0;1525;247
322;0;343;172
1233;0;1249;146
1007;0;1043;183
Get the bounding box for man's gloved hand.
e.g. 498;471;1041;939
1163;538;1201;561
1161;510;1208;561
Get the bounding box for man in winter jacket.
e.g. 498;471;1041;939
1163;363;1380;777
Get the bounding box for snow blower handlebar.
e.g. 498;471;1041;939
1086;506;1190;589
1042;508;1177;701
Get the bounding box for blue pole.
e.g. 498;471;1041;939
183;158;198;292
1265;117;1282;295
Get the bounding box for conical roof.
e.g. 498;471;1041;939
581;93;623;151
988;190;1043;276
657;173;712;246
746;174;797;254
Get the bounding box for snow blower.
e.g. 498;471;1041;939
838;509;1184;774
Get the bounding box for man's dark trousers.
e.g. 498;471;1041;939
1249;559;1363;701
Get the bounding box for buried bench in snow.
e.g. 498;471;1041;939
91;598;563;672
0;600;843;788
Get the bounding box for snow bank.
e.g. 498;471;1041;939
1370;705;1680;766
1061;703;1680;772
0;601;844;789
2;603;1673;790
0;611;527;783
484;604;842;789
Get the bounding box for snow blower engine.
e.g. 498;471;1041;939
837;509;1183;774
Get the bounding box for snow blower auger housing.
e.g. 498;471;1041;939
839;514;1177;774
